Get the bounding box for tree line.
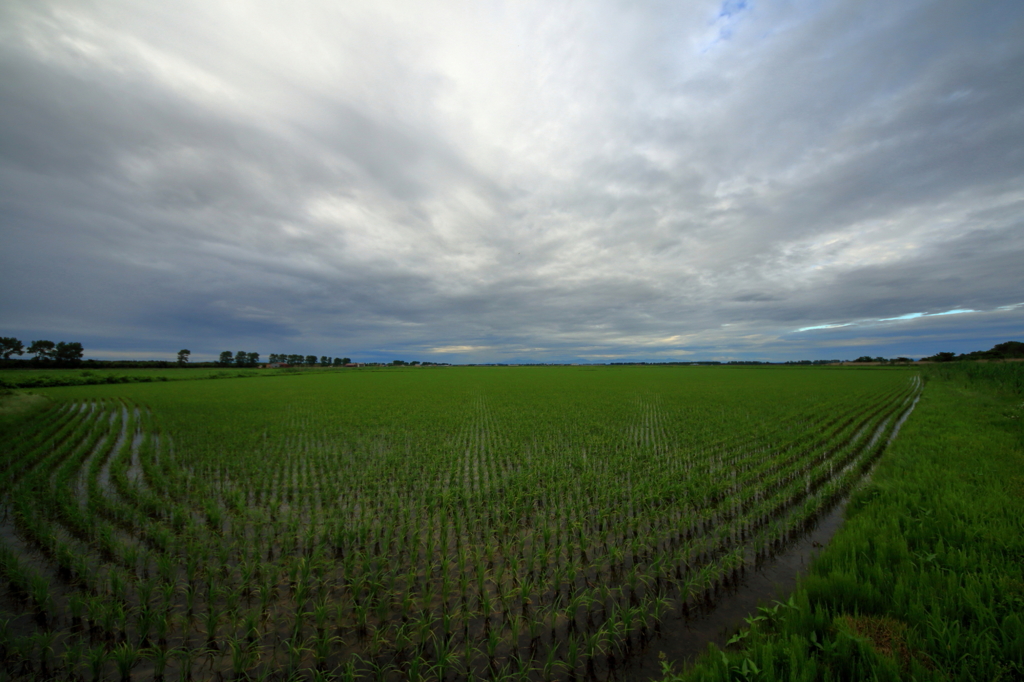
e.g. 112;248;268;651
1;339;360;369
216;352;353;367
851;355;913;364
1;336;84;366
922;340;1024;362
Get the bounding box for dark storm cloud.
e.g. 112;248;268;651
1;0;1022;362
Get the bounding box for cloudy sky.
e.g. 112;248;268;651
1;0;1022;363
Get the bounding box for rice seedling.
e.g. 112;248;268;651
227;634;261;678
173;646;201;682
110;639;146;682
60;637;86;679
86;642;109;682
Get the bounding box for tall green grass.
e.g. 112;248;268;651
0;367;279;389
922;360;1024;397
662;365;1024;681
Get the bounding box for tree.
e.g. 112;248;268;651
990;341;1024;358
54;341;84;366
177;349;191;365
235;351;248;367
246;352;260;366
28;340;56;362
305;355;317;366
287;354;303;366
320;356;330;367
0;337;24;360
219;351;233;366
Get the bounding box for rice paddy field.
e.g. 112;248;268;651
0;366;923;680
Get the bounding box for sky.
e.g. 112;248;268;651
1;0;1022;364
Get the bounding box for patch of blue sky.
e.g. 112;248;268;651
928;308;976;316
797;306;993;334
718;0;749;19
880;312;925;321
877;309;975;323
699;0;753;52
797;323;853;332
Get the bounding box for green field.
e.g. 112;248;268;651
1;366;922;680
0;366;317;390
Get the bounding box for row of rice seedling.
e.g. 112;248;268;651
0;366;918;680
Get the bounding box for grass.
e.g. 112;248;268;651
923;359;1024;396
0;390;50;419
0;365;340;389
661;363;1024;681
